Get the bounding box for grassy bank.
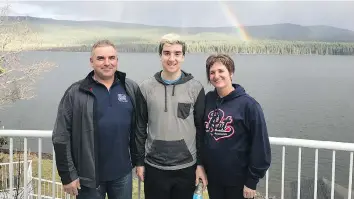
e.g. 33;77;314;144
0;152;270;199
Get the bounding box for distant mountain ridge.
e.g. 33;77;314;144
7;16;354;42
4;16;354;55
9;16;354;43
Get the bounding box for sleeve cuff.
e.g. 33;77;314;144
61;170;78;185
196;156;203;166
135;159;145;166
245;177;259;190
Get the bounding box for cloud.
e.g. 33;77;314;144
2;2;59;19
2;1;354;30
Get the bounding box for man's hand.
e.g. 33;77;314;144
243;185;256;198
136;166;145;182
195;165;208;190
63;178;80;196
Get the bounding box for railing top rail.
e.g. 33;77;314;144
0;130;52;138
1;130;354;151
270;137;354;152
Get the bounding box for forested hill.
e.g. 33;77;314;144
7;16;354;55
13;16;354;42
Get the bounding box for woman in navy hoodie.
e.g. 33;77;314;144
202;54;271;199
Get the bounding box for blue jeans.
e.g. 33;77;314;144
77;172;132;199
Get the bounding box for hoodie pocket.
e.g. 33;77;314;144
177;103;192;119
146;139;193;166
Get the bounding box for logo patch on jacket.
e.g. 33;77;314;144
117;94;128;102
205;109;235;141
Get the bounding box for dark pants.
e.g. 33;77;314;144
77;172;132;199
144;163;196;199
207;181;246;199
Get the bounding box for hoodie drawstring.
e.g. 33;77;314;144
164;85;167;112
172;85;176;96
211;97;224;130
216;97;224;110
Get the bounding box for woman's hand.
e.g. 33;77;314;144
243;185;256;198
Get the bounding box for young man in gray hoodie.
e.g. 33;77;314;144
135;33;208;199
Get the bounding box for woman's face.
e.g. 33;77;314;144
209;62;232;89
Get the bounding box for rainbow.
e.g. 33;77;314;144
218;1;251;42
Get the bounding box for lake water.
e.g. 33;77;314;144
1;52;354;198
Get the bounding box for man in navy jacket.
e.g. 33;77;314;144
52;40;140;199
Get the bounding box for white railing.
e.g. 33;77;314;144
0;129;353;199
269;137;354;199
31;177;63;199
0;130;71;199
0;160;32;192
0;129;142;199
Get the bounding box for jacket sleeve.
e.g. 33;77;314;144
52;88;78;185
245;102;271;190
135;86;148;166
194;88;206;166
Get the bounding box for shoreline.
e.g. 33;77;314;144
5;39;354;56
36;43;354;56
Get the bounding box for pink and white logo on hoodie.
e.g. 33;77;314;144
205;109;235;141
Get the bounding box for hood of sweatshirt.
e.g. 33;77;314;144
214;84;247;109
154;70;194;112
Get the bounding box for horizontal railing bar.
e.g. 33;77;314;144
0;160;31;166
0;130;52;138
32;177;62;185
1;130;354;151
29;194;61;199
270;137;354;151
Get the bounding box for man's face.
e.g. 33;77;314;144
160;43;184;74
90;46;118;80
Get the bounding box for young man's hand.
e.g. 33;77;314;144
195;165;208;190
63;178;80;196
136;166;145;182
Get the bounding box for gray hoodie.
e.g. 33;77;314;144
135;70;205;170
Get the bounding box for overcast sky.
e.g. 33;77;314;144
2;1;354;30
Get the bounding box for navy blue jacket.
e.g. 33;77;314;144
202;84;271;190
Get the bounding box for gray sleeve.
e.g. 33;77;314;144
135;84;148;166
52;87;78;185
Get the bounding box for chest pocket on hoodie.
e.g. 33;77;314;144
177;103;192;119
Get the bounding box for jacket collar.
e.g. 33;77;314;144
79;70;127;92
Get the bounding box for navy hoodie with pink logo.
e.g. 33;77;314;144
202;84;271;190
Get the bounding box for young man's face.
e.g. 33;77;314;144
90;46;118;80
160;43;184;74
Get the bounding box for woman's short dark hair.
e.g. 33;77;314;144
205;54;235;82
